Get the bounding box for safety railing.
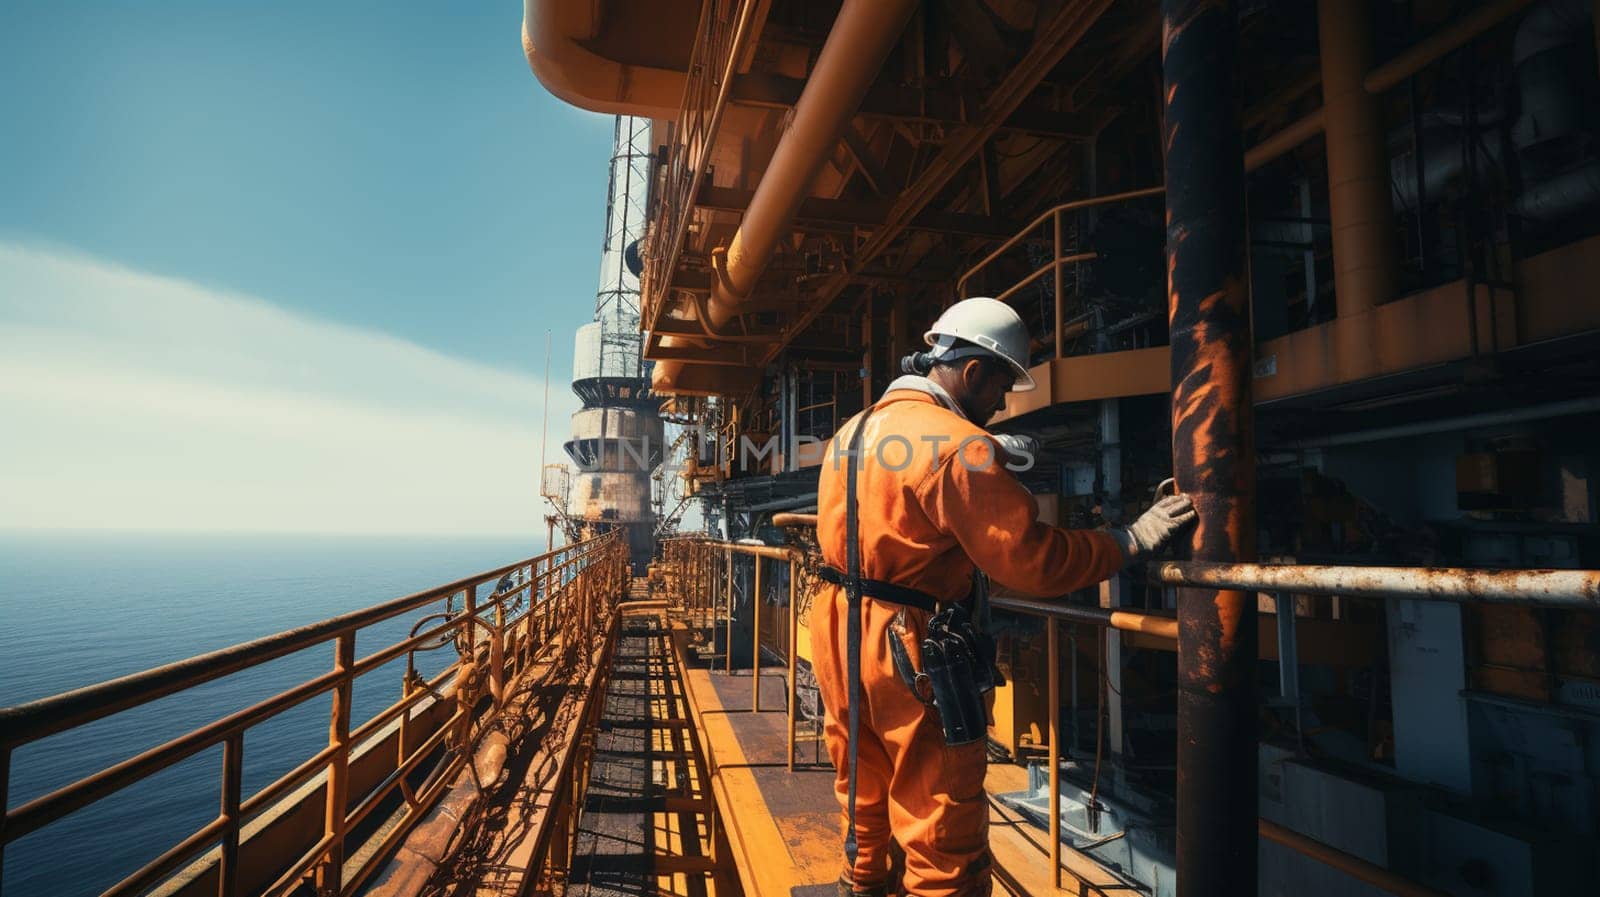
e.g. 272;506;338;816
0;532;627;897
998;560;1597;897
955;186;1164;360
662;519;1600;897
659;536;809;770
642;0;763;334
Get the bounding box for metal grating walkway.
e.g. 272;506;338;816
569;617;717;897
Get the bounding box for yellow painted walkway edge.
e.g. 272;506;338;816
668;624;811;897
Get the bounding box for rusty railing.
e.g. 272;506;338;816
0;532;627;897
995;561;1596;896
658;519;1599;897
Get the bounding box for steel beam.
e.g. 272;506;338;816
728;73;1099;140
695;184;1023;239
1161;2;1257;896
762;0;1117;366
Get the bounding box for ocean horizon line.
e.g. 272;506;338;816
0;525;548;540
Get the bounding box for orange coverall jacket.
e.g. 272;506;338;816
809;387;1125;897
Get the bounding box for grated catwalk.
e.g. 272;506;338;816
568;619;711;897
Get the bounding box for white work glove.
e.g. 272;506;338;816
1110;493;1197;561
991;434;1039;469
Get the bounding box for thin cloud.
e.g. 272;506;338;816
0;243;575;535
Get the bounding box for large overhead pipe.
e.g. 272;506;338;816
655;0;920;391
1319;0;1401;316
1161;2;1258;896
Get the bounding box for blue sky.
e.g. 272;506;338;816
1;3;621;534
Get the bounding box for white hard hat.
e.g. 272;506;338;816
924;297;1036;391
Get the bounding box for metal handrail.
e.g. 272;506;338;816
1158;560;1600;607
955;186;1164;361
653;525;1585;897
0;538;603;744
956;186;1164;297
0;531;627;897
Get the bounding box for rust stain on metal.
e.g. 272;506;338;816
1163;1;1256;893
1157;561;1600;606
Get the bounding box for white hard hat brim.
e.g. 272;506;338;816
923;296;1037;391
1006;361;1037;392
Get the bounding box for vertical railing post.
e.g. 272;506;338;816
1047;619;1062;888
1162;3;1258;894
1053;210;1065;359
1069;624;1080;753
219;733;243;897
787;557;799;771
464;584;478;654
725;548;735;674
752;555;763;712
551;801;569;877
320;631;356;895
491;591;506;709
2;745;13;894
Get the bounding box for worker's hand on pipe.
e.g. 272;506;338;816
1112;493;1197;561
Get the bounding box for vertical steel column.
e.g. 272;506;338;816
1099;399;1126;772
1162;2;1258;896
1275;592;1301;705
1319;0;1399;316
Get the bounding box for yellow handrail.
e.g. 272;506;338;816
0;531;628;897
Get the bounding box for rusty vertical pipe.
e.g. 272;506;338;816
1161;2;1258;896
1320;0;1400;316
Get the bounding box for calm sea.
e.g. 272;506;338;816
0;530;544;897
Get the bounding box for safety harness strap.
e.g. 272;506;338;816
817;565;939;613
842;403;877;870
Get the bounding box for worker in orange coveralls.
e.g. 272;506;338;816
809;297;1196;897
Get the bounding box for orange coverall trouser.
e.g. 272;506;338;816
809;586;990;897
808;390;1125;894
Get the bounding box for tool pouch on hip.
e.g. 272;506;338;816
920;604;994;746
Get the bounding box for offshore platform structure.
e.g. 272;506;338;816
545;115;664;572
11;4;1600;897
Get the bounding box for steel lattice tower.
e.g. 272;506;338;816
554;116;662;571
